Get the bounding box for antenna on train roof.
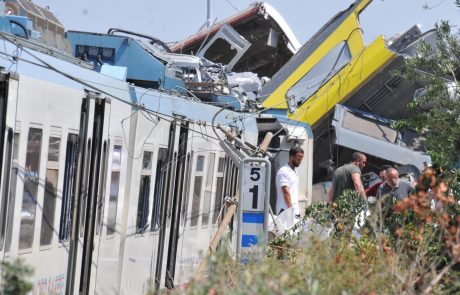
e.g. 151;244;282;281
207;0;212;28
197;0;213;32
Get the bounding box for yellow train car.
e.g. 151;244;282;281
259;0;436;181
260;0;427;128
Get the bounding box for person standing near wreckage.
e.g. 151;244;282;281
276;146;304;218
366;164;393;197
376;167;414;206
327;152;367;202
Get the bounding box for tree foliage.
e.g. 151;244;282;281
0;259;33;295
397;19;460;167
183;181;460;294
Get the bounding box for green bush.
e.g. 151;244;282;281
0;259;33;295
182;186;460;295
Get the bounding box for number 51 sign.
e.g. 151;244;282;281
242;165;265;211
237;158;270;257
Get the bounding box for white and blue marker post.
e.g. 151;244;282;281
236;157;271;262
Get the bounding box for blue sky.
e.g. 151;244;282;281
34;0;460;45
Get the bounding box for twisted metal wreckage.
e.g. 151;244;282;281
175;0;435;199
0;0;445;293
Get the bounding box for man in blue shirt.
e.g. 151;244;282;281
376;167;414;207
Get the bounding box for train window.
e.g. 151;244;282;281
47;137;61;162
96;140;109;236
137;176;150;232
342;111;398;143
202;153;215;227
40;137;61;246
228;160;236;198
227;162;234;198
13;132;19;160
181;151;193;224
151;148;168;231
0;129;13;250
40;169;58;246
203;38;237;65
80;139;92;237
212;157;225;224
106;173;120;235
196;155;205;172
217;157;225;174
137;151;152;232
5;132;19;251
190;155;205;227
107;145;122;235
142;151;152;170
234;169;240;196
190;177;203;227
286;41;351;112
59;133;78;241
19;128;43;250
166;152;178;228
230;164;239;198
222;157;230;201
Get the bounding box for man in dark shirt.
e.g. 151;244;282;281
327;152;367;202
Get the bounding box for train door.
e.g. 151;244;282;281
0;72;15;261
165;121;189;289
81;92;110;294
65;91;110;295
154;119;190;290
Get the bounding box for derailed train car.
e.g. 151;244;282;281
170;2;301;78
169;0;434;200
0;2;313;295
259;0;434;181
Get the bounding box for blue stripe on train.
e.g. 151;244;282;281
242;212;264;224
241;235;259;247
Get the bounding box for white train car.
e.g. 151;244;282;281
0;13;313;295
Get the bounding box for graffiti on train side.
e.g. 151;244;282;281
33;273;65;295
179;256;200;266
177;255;201;281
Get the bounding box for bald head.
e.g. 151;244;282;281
352;152;366;161
351;152;367;169
386;167;399;188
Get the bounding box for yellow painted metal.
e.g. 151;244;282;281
291;37;396;126
355;0;373;14
261;0;398;127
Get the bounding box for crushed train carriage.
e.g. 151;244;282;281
258;0;433;183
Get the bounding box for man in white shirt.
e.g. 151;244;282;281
276;146;304;218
